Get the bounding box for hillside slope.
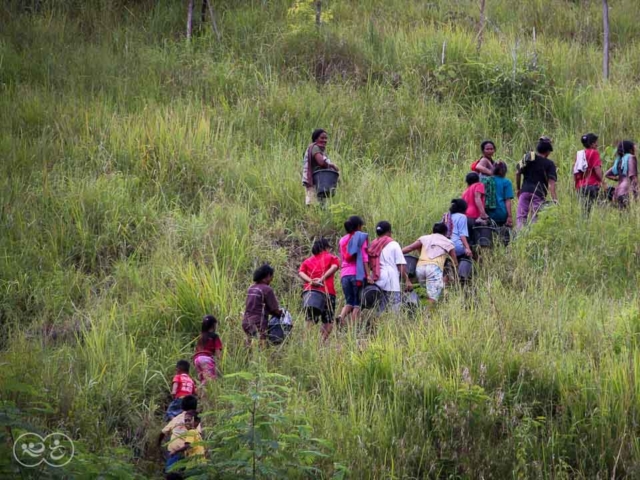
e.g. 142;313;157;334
1;0;640;477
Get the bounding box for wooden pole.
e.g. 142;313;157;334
532;27;537;69
315;1;322;27
602;0;610;81
476;0;486;53
186;0;194;40
206;0;221;41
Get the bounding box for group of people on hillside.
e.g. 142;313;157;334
159;130;639;477
302;129;638;218
158;315;222;477
238;215;463;344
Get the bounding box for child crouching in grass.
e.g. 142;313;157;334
158;395;200;474
181;411;206;465
165;360;196;421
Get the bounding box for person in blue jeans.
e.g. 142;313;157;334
337;216;373;326
488;161;514;228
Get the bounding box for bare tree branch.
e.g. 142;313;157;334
602;0;610;81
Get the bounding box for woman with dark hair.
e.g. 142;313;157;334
337;216;372;325
488;161;514;227
516;137;558;228
193;315;223;385
302;129;339;205
368;221;411;313
402;223;457;304
605;140;638;208
474;140;496;177
243;264;283;347
461;172;489;244
442;199;473;258
574;133;603;213
298;238;340;340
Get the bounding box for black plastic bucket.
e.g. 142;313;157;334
302;290;327;312
473;225;494;248
404;255;418;278
361;284;383;310
497;226;512;247
458;258;473;282
313;169;339;196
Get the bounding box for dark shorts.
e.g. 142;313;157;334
305;294;336;324
242;315;268;339
341;275;361;308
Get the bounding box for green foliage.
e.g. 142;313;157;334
187;370;343;479
2;0;640;478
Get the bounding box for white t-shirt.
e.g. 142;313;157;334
375;241;406;293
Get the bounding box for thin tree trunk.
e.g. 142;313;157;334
315;1;322;27
532;27;537;69
602;0;610;81
476;0;486;53
186;0;194;40
201;0;207;23
206;0;221;41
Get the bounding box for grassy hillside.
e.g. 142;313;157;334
1;0;640;477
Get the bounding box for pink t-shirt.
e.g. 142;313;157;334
339;234;369;278
462;183;486;219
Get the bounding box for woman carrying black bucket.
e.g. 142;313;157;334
298;238;340;341
302;129;340;206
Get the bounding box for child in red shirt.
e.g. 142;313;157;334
165;360;196;421
193;315;223;386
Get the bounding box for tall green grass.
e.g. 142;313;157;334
1;0;640;477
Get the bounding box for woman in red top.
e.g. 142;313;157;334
461;172;489;246
574;133;603;213
298;238;340;341
193;315;223;386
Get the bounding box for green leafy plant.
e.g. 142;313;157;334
190;371;343;479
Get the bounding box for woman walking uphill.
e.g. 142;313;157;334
488;162;514;228
298;238;340;341
368;221;412;313
516;137;558;229
337;216;372;326
573;133;603;213
302;129;339;206
243;264;283;347
605;140;638;208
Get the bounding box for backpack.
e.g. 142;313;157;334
470;159;480;172
518;151;536;170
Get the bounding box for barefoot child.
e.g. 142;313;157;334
165;360;196;422
193;315;223;386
